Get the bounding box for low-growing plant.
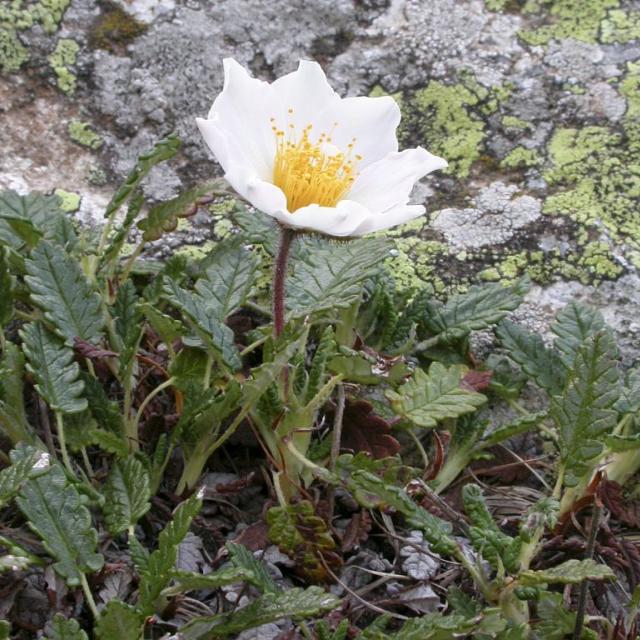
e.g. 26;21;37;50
0;59;637;638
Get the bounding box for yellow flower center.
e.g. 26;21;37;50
271;110;361;212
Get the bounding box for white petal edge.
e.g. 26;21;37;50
348;148;448;214
272;200;371;237
351;204;427;235
204;58;277;180
270;60;341;133
318;95;400;169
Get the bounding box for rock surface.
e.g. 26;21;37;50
1;0;639;357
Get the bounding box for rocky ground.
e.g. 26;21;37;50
1;0;640;358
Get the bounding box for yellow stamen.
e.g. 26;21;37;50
272;114;359;212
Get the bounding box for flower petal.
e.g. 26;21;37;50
222;161;288;215
270;200;371;237
349;148;447;213
351;204;426;235
271;60;340;133
205;58;277;180
322;95;400;168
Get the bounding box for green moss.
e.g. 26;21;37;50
88;3;146;52
519;0;619;45
500;146;541;169
48;38;78;95
54;189;80;212
601;9;640;43
0;26;28;73
398;80;487;178
0;0;71;73
68;119;103;149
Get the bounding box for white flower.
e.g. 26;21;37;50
197;58;447;237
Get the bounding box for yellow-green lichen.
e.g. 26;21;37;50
0;0;71;73
174;240;218;261
54;188;80;212
501;146;541;169
88;3;146;52
398;80;488;178
502;115;531;131
68;119;103;149
519;0;618;45
601;9;640;43
387;237;449;293
0;26;28;73
620;62;640;119
48;38;78;95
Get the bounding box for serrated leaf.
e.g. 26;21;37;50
287;237;392;316
103;456;151;536
101;190;144;270
113;280;142;364
346;471;457;556
82;373;124;435
105;135;181;219
520;558;615;586
20;323;87;414
163;566;256;596
45;614;89;640
137;494;201;614
163;278;240;370
95;600;144;640
424;276;530;341
497;320;566;395
0;190;77;250
195;240;259;318
552;302;605;369
0;445;48;508
616;367;640;414
0;248;13;327
137;182;221;241
16;465;104;586
267;500;339;583
552;331;620;487
0;341;34;444
386;362;486;428
479;412;546;449
227;542;280;595
89;429;129;458
306;326;336;403
179;586;339;639
363;612;477;640
25;241;103;345
142;302;185;345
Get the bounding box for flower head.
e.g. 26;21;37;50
197;58;447;237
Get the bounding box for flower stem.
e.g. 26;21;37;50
273;226;295;339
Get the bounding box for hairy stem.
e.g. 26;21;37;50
272;226;295;339
54;412;74;478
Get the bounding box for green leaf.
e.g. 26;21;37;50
287;237;392;316
137;494;202;614
20;322;87;414
497;320;566;395
82;373;124;435
617;367;640;413
305;327;336;402
103;456;151;536
141;302;185;345
423;276;530;342
105;134;181;218
163;566;256;596
478;412;546;449
89;429;129;458
162;278;241;370
195;240;260;318
25;241;103;345
94;601;144;640
364;613;477;640
138;182;222;241
227;542;280;595
0;190;77;250
386;362;486;428
552;331;620;487
45;614;89;640
552;302;605;369
101;190;144;270
178;586;339;639
0;341;35;444
16;465;104;586
0;248;14;327
113;280;143;363
346;471;457;556
520;558;615;586
0;444;49;508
